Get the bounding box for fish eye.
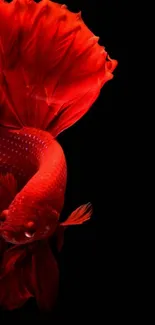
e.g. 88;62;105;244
24;230;35;238
24;221;36;239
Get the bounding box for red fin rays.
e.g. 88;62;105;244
0;0;117;135
61;203;93;226
53;203;93;252
52;203;93;253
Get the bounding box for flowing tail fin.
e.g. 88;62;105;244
0;0;117;137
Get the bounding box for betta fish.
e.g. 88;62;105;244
0;0;117;311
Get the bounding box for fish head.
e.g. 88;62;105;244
0;204;60;244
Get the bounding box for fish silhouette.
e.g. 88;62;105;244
0;0;117;310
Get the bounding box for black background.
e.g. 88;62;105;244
1;0;127;322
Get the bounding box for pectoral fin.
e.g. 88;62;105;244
60;203;93;226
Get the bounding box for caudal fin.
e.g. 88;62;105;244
0;0;117;136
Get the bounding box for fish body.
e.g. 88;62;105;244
0;126;67;244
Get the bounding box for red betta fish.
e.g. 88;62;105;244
0;0;117;311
